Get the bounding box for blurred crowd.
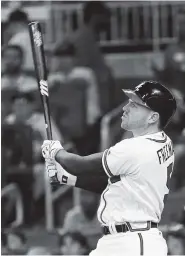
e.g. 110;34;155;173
1;1;185;255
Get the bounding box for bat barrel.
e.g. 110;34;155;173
29;21;59;185
28;21;52;139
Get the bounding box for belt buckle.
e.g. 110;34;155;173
126;221;151;232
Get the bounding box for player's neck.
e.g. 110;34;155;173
132;126;160;138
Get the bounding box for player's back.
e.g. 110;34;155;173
98;131;174;225
126;132;174;221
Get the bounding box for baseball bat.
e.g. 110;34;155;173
28;21;59;185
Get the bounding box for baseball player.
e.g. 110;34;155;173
41;81;176;255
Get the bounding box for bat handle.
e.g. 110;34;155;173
50;174;60;186
47;132;60;186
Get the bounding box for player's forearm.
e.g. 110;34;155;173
55;149;104;176
75;175;108;194
42;141;108;192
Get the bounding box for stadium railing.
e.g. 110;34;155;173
2;2;184;50
100;103;125;151
47;1;184;50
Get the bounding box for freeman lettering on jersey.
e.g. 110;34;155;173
157;141;174;164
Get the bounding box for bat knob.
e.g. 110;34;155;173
50;174;60;186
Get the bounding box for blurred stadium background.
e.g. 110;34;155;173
1;1;185;255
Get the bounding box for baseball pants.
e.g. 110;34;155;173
89;228;168;256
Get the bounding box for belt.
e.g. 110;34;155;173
103;221;158;235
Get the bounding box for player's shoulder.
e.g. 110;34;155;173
111;131;171;154
137;132;173;159
142;131;172;148
114;138;133;148
110;137;137;155
113;134;147;148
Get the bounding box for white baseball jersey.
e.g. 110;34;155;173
97;131;174;225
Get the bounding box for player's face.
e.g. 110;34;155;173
121;99;153;131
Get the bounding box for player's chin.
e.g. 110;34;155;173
121;120;129;130
121;119;134;131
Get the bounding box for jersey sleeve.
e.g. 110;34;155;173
102;141;136;177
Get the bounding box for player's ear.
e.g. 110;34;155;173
148;112;160;124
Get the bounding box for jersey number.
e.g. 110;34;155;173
164;163;173;204
167;163;173;189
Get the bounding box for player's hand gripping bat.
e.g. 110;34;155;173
28;21;59;185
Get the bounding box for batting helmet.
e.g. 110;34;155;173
122;81;177;128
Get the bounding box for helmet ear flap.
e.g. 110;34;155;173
145;96;163;110
146;97;175;128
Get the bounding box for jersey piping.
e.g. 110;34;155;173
146;135;167;143
102;149;113;177
99;186;109;224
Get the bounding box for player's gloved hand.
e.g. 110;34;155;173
45;158;77;186
41;140;63;160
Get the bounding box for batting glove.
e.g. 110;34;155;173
45;158;77;186
42;140;63;160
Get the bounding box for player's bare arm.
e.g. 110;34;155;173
42;140;108;194
56;150;104;176
56;148;108;193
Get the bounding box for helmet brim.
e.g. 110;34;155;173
122;89;149;108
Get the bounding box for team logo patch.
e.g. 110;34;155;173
62;175;68;184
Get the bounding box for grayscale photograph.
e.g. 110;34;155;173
1;1;185;255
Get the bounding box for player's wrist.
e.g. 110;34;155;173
45;158;77;186
55;148;65;161
50;141;64;160
41;140;64;160
56;162;77;186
